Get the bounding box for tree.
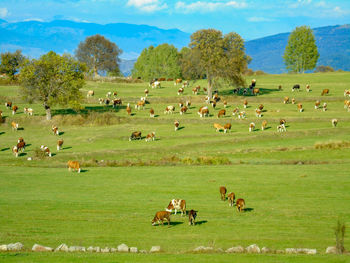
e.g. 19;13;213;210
188;29;248;98
0;50;26;80
314;65;335;73
20;51;87;120
132;44;181;80
75;34;122;77
283;26;319;73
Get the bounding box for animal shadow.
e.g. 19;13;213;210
169;221;183;226
17;127;24;131
59;132;65;136
62;146;72;150
19;152;27;157
263;126;271;130
0;132;5;135
130;113;136;116
243;207;254;212
195;220;207;225
154;115;159;118
79;169;88;173
1;147;9;151
51;153;57;157
177;126;185;131
26;143;32;147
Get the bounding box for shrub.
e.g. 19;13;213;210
314;65;335;73
335;220;346;254
314;141;350;149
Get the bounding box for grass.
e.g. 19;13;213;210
0;72;350;262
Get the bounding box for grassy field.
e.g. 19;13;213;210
0;72;350;262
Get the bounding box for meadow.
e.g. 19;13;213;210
0;72;350;262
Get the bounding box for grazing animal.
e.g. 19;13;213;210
158;78;166;81
220;186;227;201
104;98;110;105
166;199;186;216
12;146;18;157
174;78;182;86
284;97;289;104
344;89;350;97
98;98;104;104
106;91;112;98
211;100;216;109
223;100;227;108
24;107;33;116
261;120;267;131
112;99;122;108
52;126;59;135
292;84;300;92
253;88;259;96
323;102;327;111
126;103;132;115
135;100;145;110
321;89;329;96
188;210;197;226
205;96;210;104
144;89;149;97
179;102;184;108
150;108;155;117
255;109;262;118
17;141;26;152
113;91;118;97
87;90;94;97
332;119;338;127
315;100;320;109
278;85;283;90
227;192;235;207
213;123;225;132
40;145;52;157
292;98;296;104
164;105;175;114
192;86;200;95
280;119;286;126
238;111;246;119
297;103;303;112
152;211;171;226
186;101;191;107
145;132;156;142
57;139;64;151
198;106;209;117
12;105;18;115
5;102;12;108
224;123;231;133
129;131;142;141
167;78;173;81
243;99;248;108
277;124;286;132
236;198;245;212
182;80;189;88
67;160;81;173
11;121;18;131
258;104;264;111
178;87;184;95
249;122;255;132
213;93;219;102
174;120;180;131
151;81;161;89
180;106;188;115
203;87;207;92
306;85;310;92
218;109;226;118
344;100;350;109
18;137;24;143
232;107;239;116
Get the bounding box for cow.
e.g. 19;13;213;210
24;107;33;116
150;108;155;118
255;109;262;118
167;78;174;81
292;98;296;104
192;86;200;95
238;111;246;119
315;100;320;109
306;85;310;92
249;122;255;132
17;141;26;152
113;91;118;97
144;89;149;97
220;186;227;201
218;109;226;118
186;101;191;107
40;145;52;157
12;105;18;115
104;98;110;105
236;198;245;212
224;123;231;133
253;88;259;96
205;96;210;104
87;90;94;97
98;98;104;104
332;119;338;127
292;84;300;92
180;106;188;115
232;107;239;116
112;99;122;108
182;81;189;88
258;104;263;111
344;100;350;109
12;146;18;157
52;126;59;135
174;78;182;86
211;100;216;109
18;137;24;143
227;192;235;207
67;160;81;173
11;121;18;131
223;101;227;108
277;124;286;132
198;106;209;118
129;131;142;141
152;211;171;226
321;89;329;96
278;85;283;91
158;77;166;81
188;210;197;226
135;100;145;110
126;103;132;115
323;102;327;111
284;97;289;104
261;120;267;131
280;119;286;126
250;79;256;88
5;102;12;108
297;103;303;112
166;199;186;216
164;106;175;114
213;93;219;102
203;87;207;92
243;99;248;108
174;120;180;131
57;139;64;151
214;123;225;132
344;89;350;97
178;87;184;95
145;132;156;142
152;81;161;89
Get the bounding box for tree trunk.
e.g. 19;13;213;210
94;66;99;78
207;74;212;99
44;103;52;120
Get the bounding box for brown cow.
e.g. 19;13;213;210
224;123;231;133
52;126;59;135
17;141;26;152
164;105;175;114
11;121;18;131
192;86;200;95
243;99;248;108
67;160;81;173
87;90;94;97
218;109;226;118
126;103;132;115
198;106;209;118
188;210;197;226
144;89;149;97
180;106;188;115
40;145;52;157
255;109;262;118
178;87;184;95
57;139;64;151
236;198;245;212
315;100;320;109
129;131;142;141
261;120;267;131
12;105;18;115
258;104;264;111
135;100;145;110
166;199;186;216
5;102;12;108
253;88;259;95
249;122;255;132
227;192;235;207
321;89;329;96
174;78;182;86
150;108;155;118
174;120;180;131
297;103;303;112
284;97;289;104
220;186;227;201
152;211;171;226
145;132;156;142
112;99;122;108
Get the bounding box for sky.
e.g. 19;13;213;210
0;0;349;40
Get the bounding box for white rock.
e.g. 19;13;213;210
246;244;260;253
7;242;23;251
326;246;337;254
216;248;223;253
261;247;272;253
87;246;94;252
32;244;53;252
118;243;129;252
193;246;213;252
150;246;161;253
139;250;147;253
305;248;317;255
94;247;100;253
0;245;8;251
55;243;68;252
276;249;285;254
111;248;117;253
130;247;138;253
225;246;244;253
68;246;85;252
101;247;110;253
285;248;297;254
27;157;32;161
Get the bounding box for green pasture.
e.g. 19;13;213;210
0;72;350;262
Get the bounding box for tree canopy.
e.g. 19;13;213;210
132;43;182;80
20;51;87;120
0;50;26;80
75;34;122;77
283;26;319;73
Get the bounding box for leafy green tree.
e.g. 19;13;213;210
20;51;87;120
0;50;26;80
188;29;248;97
132;44;181;80
75;34;122;77
283;26;319;73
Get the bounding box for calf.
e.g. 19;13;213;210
5;102;12;108
126;103;132;115
145;132;156;142
315;100;320;109
249;122;255;132
261;120;267;131
232;107;239;116
24;107;33;116
166;199;186;216
57;139;64;151
227;192;235;207
198;106;209;118
12;105;18;115
321;89;329;96
220;186;227;201
332;119;338;127
284;97;289;104
238;111;246;119
135;100;145;110
243;99;248;108
17;141;26;152
236;198;245;212
67;160;81;173
11;121;18;131
323;103;327;111
218;109;226;118
174;120;180;131
152;211;171;226
180;106;188;115
150;108;155;117
297;103;303;112
223;100;227;108
292;98;296;104
129;131;142;141
40;145;52;157
255;109;262;118
12;146;18;157
178;88;184;95
144;89;149;97
306;84;310;92
164;106;175;114
292;84;300;92
52;126;59;135
188;210;197;226
87;90;94;97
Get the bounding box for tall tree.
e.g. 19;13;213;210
0;50;26;80
283;26;319;73
188;29;248;98
20;51;87;120
75;34;122;77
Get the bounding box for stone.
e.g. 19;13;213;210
55;243;68;252
32;244;53;252
193;246;213;252
225;246;244;253
326;246;337;254
275;249;285;254
261;247;272;254
139;250;147;253
150;246;161;253
117;243;129;252
285;248;297;254
87;246;94;252
0;245;8;251
111;248;117;253
68;246;85;252
216;248;223;253
246;244;260;253
94;246;100;253
7;242;23;251
101;247;110;253
305;248;317;255
130;247;138;253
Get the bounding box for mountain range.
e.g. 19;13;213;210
0;19;349;75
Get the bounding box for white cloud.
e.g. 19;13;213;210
247;16;274;22
22;18;45;22
175;1;247;13
314;1;326;7
0;8;9;18
127;0;168;12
